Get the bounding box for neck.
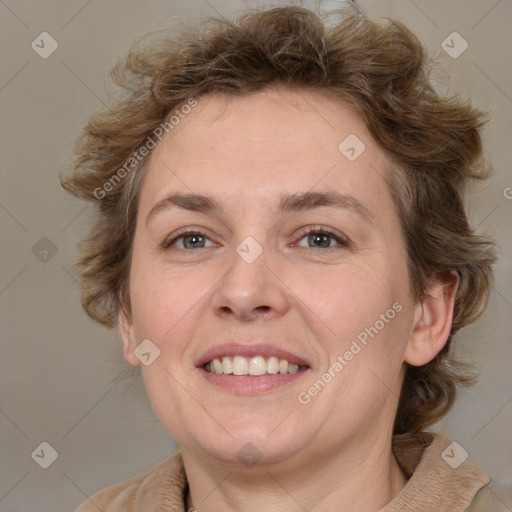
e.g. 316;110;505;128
183;431;408;512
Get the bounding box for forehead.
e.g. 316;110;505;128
139;87;394;219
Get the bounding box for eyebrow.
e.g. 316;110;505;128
278;191;374;225
146;191;374;226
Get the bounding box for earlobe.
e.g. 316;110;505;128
118;309;141;367
405;272;459;367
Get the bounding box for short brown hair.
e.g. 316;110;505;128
61;5;496;433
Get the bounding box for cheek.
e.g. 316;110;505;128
296;260;402;339
128;257;215;353
293;257;412;385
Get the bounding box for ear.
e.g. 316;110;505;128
404;272;459;367
118;308;141;367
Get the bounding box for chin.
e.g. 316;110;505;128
189;420;314;469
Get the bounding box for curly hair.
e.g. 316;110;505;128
61;5;496;434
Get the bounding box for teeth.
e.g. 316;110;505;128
222;356;233;374
212;358;223;374
267;356;279;374
233;356;249;375
205;356;304;376
249;356;266;376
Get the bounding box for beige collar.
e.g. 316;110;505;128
91;432;490;511
382;432;490;511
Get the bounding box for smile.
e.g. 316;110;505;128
204;356;308;376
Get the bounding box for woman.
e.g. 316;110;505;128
62;5;506;511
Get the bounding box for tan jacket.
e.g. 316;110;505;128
76;432;510;511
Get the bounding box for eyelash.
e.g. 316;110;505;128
162;226;350;251
294;225;350;250
162;228;211;249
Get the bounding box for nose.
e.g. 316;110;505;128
210;245;289;322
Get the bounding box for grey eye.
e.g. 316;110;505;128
297;231;343;248
168;232;216;250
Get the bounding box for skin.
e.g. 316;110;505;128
119;86;458;511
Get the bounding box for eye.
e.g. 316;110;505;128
295;227;349;249
163;230;216;250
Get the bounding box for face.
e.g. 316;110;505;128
121;88;420;469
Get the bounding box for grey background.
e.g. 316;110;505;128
1;0;511;510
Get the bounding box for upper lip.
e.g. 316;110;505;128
195;343;311;368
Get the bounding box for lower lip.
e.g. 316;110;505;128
199;368;309;394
